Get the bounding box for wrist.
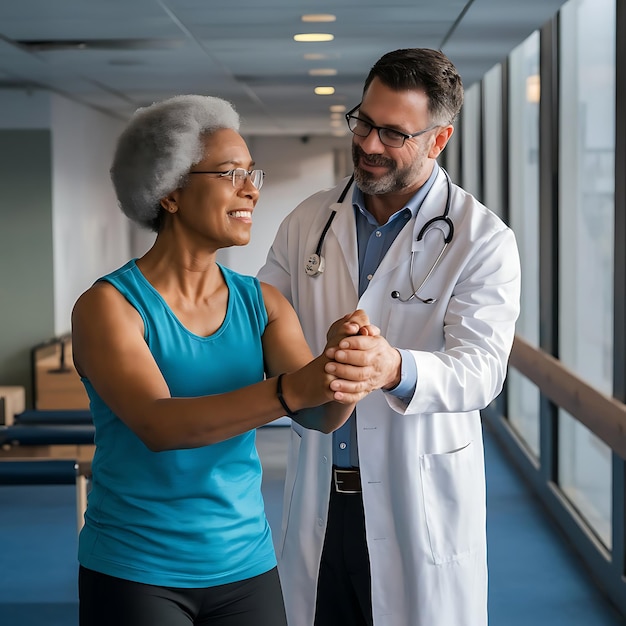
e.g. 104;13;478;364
276;373;299;417
382;348;403;390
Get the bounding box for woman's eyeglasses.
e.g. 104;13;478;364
189;168;265;190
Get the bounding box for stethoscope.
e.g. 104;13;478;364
305;169;454;305
304;175;353;277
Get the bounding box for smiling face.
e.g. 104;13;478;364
161;128;260;251
351;77;452;198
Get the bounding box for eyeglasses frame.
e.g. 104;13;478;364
188;168;265;190
345;104;439;148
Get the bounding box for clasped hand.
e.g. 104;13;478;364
323;310;402;404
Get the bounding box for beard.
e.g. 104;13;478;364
352;143;426;195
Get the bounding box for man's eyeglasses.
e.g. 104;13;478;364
188;168;265;190
345;104;438;148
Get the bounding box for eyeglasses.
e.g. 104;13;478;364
188;168;265;190
345;104;438;148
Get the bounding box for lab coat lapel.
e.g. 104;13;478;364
328;198;359;296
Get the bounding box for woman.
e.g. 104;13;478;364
71;94;375;626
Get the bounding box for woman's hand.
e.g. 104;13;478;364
326;309;380;348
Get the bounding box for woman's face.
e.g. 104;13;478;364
165;128;260;250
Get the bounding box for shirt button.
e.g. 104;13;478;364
375;230;382;237
322;456;328;464
318;518;324;526
339;442;347;450
367;274;373;281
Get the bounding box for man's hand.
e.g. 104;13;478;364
324;333;402;401
322;309;401;403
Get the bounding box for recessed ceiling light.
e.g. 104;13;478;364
330;104;346;113
308;68;338;76
315;86;335;95
294;33;334;42
304;53;328;60
330;120;342;127
301;14;336;22
330;112;343;120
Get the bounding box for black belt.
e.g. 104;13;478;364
332;466;361;494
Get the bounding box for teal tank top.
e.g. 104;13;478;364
78;259;276;587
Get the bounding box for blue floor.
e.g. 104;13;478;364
0;425;624;625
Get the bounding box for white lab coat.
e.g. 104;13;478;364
257;169;521;626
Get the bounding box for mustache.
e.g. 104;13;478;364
352;144;395;169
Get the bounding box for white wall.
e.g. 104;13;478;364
50;95;129;334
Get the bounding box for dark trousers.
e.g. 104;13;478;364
79;565;287;626
314;488;374;626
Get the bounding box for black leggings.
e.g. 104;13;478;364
79;566;287;626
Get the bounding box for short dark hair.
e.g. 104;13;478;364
363;48;464;125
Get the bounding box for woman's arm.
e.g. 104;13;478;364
260;282;377;433
71;281;372;452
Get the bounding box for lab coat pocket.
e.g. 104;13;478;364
420;441;483;564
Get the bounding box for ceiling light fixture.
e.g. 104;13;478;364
315;86;335;95
330;105;346;113
294;33;334;42
301;14;336;22
308;68;337;76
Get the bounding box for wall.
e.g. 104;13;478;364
50;94;128;335
0;129;55;398
0;91;129;404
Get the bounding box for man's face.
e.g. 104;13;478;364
351;77;437;196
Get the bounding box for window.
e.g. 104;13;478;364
558;0;615;548
507;31;541;457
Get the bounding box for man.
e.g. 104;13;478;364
258;48;521;626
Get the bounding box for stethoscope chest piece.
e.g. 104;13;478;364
305;253;325;277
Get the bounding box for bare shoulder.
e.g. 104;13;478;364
259;281;291;321
71;280;144;376
72;280;136;326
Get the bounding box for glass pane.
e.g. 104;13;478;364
507;369;540;457
558;0;615;548
461;82;482;200
507;31;541;457
483;63;503;218
559;411;612;547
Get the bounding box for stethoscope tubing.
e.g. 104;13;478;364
307;169;454;304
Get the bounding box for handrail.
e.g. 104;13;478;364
509;335;626;460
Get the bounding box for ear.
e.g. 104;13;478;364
160;191;179;214
428;125;454;159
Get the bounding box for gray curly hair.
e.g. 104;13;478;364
110;94;240;231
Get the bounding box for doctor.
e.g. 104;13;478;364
258;48;521;626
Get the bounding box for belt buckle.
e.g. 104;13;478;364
333;468;361;494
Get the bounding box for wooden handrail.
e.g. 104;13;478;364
509;335;626;460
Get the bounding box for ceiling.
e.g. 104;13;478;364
0;0;567;136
